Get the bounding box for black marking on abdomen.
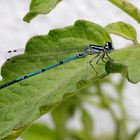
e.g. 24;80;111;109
42;69;45;72
59;61;64;65
24;76;28;79
0;80;17;89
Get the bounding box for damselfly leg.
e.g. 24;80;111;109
96;53;105;64
88;54;100;75
88;52;112;76
105;52;114;61
85;42;114;76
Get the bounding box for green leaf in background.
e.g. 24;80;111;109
51;96;80;140
71;130;113;140
81;109;93;139
22;123;57;140
0;20;111;139
105;21;138;44
70;130;92;140
129;127;140;140
23;0;62;23
106;45;140;83
108;0;140;23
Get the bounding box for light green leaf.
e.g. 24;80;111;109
129;127;140;140
105;44;140;83
51;96;80;140
81;109;93;137
70;130;93;140
105;21;138;43
24;0;62;23
0;20;111;139
22;123;57;140
95;135;113;140
108;0;140;23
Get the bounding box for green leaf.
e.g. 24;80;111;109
51;96;80;140
22;123;57;140
23;0;62;23
105;21;138;43
71;130;113;140
105;44;140;83
115;77;126;95
70;130;93;140
95;135;113;140
108;0;140;23
129;127;140;140
81;109;93;137
0;20;111;139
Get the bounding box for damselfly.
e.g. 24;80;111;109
0;42;114;89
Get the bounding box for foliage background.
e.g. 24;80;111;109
0;0;140;139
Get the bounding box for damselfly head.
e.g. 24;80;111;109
104;42;114;53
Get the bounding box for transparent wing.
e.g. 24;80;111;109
5;48;25;61
5;47;82;63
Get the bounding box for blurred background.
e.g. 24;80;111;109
0;0;140;140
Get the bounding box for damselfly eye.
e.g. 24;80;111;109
105;42;113;50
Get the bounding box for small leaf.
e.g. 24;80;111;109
70;130;91;140
129;127;140;140
115;77;126;95
23;0;62;23
105;45;140;83
22;123;58;140
81;109;93;136
105;21;137;43
51;96;80;140
105;60;128;77
108;0;140;23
